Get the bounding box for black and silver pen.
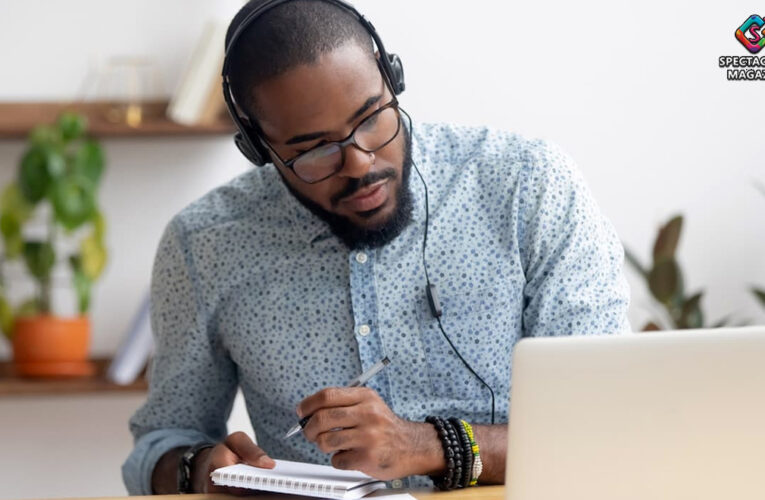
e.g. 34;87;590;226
283;356;391;439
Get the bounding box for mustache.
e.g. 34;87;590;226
330;168;397;208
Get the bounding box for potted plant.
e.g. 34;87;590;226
625;215;731;331
0;112;107;377
753;182;765;313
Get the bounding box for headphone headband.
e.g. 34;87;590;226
221;0;405;167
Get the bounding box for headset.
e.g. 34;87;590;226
221;0;405;167
221;0;495;424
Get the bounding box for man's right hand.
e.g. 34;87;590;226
191;431;275;494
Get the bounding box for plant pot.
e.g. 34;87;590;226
11;315;96;377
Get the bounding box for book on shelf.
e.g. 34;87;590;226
106;292;153;385
167;20;228;126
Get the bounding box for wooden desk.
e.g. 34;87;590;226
44;488;505;500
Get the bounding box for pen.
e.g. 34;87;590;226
283;356;391;439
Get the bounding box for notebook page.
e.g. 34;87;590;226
211;460;386;499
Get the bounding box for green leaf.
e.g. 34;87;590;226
92;210;106;240
648;258;679;304
80;230;107;280
753;288;765;309
22;241;56;283
652;215;683;262
0;294;14;339
711;315;732;328
0;184;34;259
49;175;96;230
0;212;24;258
18;146;52;203
0;212;21;241
57;112;87;142
29;125;62;148
72;140;104;185
679;292;704;329
0;183;33;220
1;229;23;259
69;256;92;313
624;247;648;278
45;149;66;179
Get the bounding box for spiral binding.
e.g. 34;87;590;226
213;470;345;498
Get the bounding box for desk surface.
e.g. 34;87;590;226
43;487;504;500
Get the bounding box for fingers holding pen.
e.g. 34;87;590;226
297;386;374;419
301;405;359;442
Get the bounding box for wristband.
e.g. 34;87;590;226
178;442;215;493
461;420;482;486
425;416;465;490
449;417;474;488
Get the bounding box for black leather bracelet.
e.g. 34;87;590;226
178;442;215;493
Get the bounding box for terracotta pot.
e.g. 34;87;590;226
12;315;96;377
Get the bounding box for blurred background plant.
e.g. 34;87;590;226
0;112;108;341
625;215;732;331
753;181;765;312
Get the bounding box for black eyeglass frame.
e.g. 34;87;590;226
259;95;402;184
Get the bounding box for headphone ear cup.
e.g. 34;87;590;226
387;53;405;94
234;131;268;166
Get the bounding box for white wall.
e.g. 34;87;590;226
0;0;764;496
0;0;250;359
2;1;763;357
0;391;254;499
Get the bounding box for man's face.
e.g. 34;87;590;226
252;43;412;248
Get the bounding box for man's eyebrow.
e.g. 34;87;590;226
346;94;382;125
284;94;383;146
285;131;329;145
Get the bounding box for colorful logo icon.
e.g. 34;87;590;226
736;15;765;53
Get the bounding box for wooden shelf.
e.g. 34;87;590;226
0;358;148;396
0;101;235;139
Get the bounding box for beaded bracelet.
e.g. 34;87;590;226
445;418;465;488
425;416;463;490
461;420;482;485
449;417;474;488
443;417;464;489
461;419;482;485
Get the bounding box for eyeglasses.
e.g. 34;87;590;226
264;98;402;184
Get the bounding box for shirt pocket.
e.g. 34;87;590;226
417;283;521;406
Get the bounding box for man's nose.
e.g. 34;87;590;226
337;144;373;179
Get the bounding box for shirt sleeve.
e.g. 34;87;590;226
517;140;631;336
122;217;239;495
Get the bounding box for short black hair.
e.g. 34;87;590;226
225;0;375;118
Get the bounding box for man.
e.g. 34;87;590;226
123;0;630;494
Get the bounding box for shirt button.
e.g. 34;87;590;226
355;252;368;264
391;479;403;489
357;324;371;336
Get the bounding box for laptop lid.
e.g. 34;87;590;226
505;327;765;500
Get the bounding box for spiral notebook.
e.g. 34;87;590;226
211;459;387;499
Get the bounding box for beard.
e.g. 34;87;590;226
283;128;414;250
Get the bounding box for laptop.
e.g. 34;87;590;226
505;327;765;500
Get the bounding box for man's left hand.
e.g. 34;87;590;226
297;387;445;480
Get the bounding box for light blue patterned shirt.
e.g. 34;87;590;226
122;122;630;494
